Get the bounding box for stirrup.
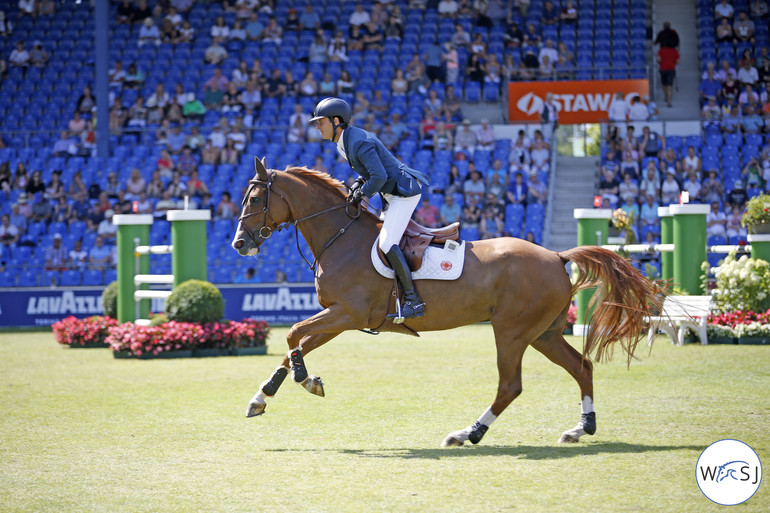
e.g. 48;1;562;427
387;298;425;323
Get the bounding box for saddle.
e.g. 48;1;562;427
378;220;460;272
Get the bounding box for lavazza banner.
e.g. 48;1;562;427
0;284;322;328
507;79;650;124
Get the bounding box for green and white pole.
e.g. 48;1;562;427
572;208;612;336
669;204;709;295
167;210;211;287
658;206;673;281
748;234;770;262
113;214;153;323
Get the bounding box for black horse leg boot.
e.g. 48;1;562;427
385;245;425;322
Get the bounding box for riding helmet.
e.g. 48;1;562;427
309;97;352;125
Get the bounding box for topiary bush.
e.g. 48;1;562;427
102;281;118;319
165;280;224;324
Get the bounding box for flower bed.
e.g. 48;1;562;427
105;319;270;358
707;309;770;344
53;316;120;348
53;316;270;358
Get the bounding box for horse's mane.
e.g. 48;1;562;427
284;166;347;197
283;166;382;223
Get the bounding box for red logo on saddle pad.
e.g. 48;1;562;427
440;261;453;271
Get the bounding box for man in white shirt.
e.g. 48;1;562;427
438;0;459;17
18;0;35;19
97;210;118;242
475;118;495;151
348;3;370;29
0;214;19;248
607;92;629;121
737;60;759;87
715;0;734;19
706;201;728;237
628;95;649;121
208;125;226;149
454;119;477;155
109;60;126;88
8;40;29;67
288;103;309;128
538;39;558;67
227;124;247;152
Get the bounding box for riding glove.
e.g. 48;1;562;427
349;187;365;205
349;177;365;193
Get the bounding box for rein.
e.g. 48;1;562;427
238;172;362;271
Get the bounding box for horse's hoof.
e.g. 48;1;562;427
558;433;579;443
246;401;266;417
301;375;325;397
441;435;464;447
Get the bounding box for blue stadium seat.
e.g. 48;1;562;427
465;82;481;103
82;269;103;286
460;227;479;241
18;270;38;287
60;270;82;286
484;84;500;102
212;266;233;284
0;271;15;287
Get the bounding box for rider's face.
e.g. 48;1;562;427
315;118;335;141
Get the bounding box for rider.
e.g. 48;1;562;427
309;97;429;321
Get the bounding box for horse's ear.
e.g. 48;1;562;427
254;156;268;181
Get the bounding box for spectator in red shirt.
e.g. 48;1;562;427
414;197;441;228
657;45;680;107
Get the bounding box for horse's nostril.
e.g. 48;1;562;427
234;239;244;249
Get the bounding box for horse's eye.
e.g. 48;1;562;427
250;196;260;206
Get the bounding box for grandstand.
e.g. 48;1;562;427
0;0;714;288
580;0;770;276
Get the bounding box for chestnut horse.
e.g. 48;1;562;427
232;158;663;447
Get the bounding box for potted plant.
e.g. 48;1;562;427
740;193;770;234
610;208;636;245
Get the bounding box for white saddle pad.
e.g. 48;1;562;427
371;238;466;281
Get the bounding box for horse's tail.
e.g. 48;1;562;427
559;246;666;366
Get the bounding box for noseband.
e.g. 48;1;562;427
237;171;361;269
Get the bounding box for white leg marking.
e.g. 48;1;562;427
478;406;498;426
581;395;594;414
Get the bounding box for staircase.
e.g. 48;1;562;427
651;1;701;120
548;156;600;251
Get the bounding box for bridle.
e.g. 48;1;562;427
237;171;361;270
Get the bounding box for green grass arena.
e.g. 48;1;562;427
1;326;768;512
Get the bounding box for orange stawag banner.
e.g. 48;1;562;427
507;79;650;124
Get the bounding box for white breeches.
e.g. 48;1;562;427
379;193;421;252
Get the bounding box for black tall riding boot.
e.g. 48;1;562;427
385;245;425;322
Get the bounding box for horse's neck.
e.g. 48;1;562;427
282;174;376;258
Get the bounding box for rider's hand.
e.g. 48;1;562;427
349;178;365;193
349;187;365;205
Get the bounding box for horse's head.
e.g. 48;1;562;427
231;156;292;256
